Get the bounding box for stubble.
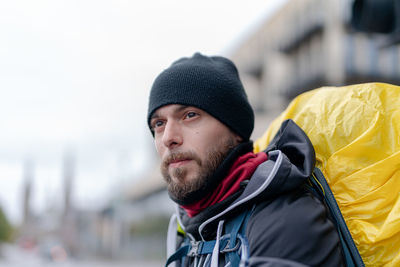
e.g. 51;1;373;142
161;137;236;202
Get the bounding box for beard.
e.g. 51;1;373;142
161;137;236;202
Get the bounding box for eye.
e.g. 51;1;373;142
185;111;198;119
152;120;165;130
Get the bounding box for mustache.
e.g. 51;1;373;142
162;151;201;167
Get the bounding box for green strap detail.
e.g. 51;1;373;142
177;221;185;236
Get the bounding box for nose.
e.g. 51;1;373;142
162;120;183;149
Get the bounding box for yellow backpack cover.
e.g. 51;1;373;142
254;83;400;267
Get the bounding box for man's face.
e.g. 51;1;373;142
150;104;241;201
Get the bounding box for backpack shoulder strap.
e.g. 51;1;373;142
310;167;364;267
223;207;253;265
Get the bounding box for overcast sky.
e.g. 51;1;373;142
0;0;288;224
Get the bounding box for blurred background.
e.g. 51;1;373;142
1;0;400;266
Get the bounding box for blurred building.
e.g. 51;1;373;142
20;159;34;241
230;0;400;137
17;152;98;261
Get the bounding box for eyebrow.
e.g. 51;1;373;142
174;105;190;113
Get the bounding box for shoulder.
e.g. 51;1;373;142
246;187;344;267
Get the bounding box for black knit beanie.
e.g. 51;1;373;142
147;52;254;140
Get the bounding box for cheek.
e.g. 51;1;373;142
192;132;220;153
154;138;164;156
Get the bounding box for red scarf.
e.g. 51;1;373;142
181;151;268;217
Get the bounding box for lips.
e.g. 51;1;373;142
163;151;198;170
169;159;192;168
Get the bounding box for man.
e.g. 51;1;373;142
147;53;344;266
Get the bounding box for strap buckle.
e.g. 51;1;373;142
187;241;201;257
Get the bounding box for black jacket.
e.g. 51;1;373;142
167;120;344;267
